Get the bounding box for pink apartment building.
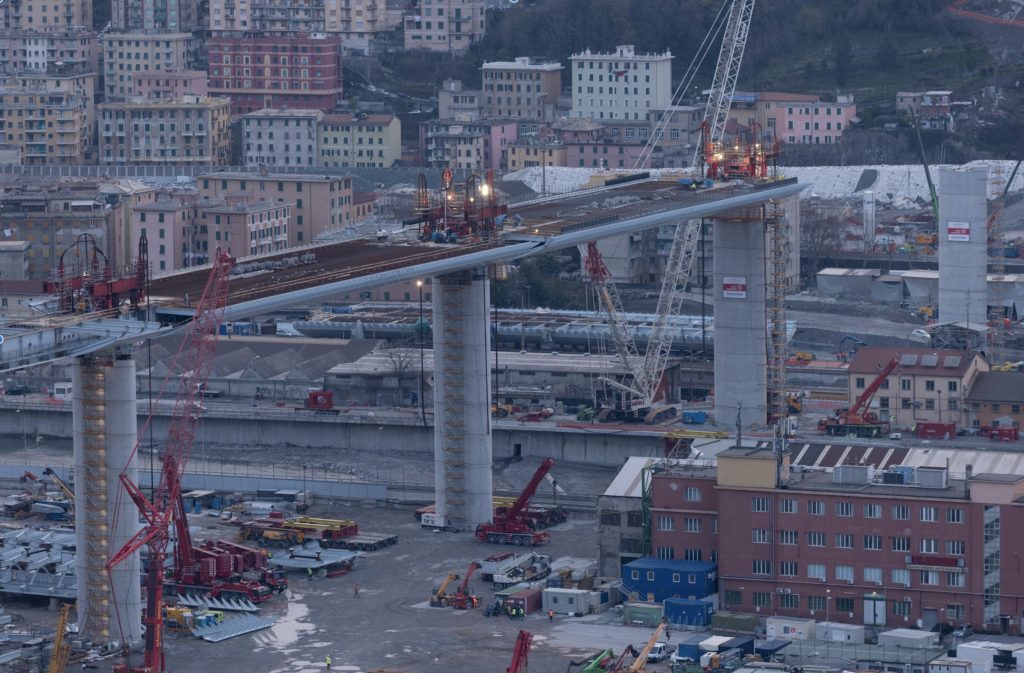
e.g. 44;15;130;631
132;70;208;99
729;92;857;145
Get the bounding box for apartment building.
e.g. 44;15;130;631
208;0;391;54
199;171;352;247
241;108;323;168
111;0;197;32
0;32;97;74
197;193;292;259
207;34;344;115
481;57;561;121
652;449;1024;633
101;32;193;100
132;70;207;99
966;371;1024;430
438;78;481;120
98;96;232;166
507;138;567;171
419;118;516;170
570;45;673;122
0;178;118;278
728;91;857;145
847;347;989;429
0;68;96;140
318;113;401;168
132;193;199;272
0;0;91;31
0;87;89;164
403;0;485;53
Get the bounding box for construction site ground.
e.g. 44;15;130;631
8;503;673;673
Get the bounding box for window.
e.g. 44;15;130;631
892;536;911;552
752;529;770;544
807;532;826;547
752;497;769;513
947;508;964;523
780;498;797;514
753;592;770;607
685;518;701;533
892;568;911;586
893;505;909;520
948;381;958;392
855;377;865;388
808;563;826;580
920;538;938;554
752;560;772;575
864;535;882;550
684;549;703;561
836;502;853;517
656;546;675;559
864;567;883;585
725;590;742;605
835;565;854;582
947;540;966;555
780;530;799;545
835;533;853;549
685;487;701;502
600;511;621;526
864;504;882;519
780;561;798;577
920;570;939;585
808;500;824;516
893;599;911;616
657;515;674;531
947;572;965;587
925;380;935;392
921;506;937;522
836;597;855;613
779;594;799;609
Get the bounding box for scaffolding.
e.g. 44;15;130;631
79;356;109;642
766;199;789;423
439;272;468;530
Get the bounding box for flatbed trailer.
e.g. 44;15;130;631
336;532;398;551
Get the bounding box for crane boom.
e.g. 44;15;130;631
508;630;533;673
106;249;234;673
848;358;899;417
503;458;555;524
456;561;480;596
627;624;666;673
47;603;72;673
702;0;756;156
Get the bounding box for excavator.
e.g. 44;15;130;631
450;561;481;610
429;572;461;607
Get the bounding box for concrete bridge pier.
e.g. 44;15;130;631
431;267;493;531
73;351;142;645
712;207;769;428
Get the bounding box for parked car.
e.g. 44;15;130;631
953;624;973;638
647;643;669;663
2;381;29;395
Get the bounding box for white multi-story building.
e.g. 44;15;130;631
570;45;673;121
242;108;324;168
481;57;562;121
101;32;193;100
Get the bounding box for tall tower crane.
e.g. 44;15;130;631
106;249;234;673
583;0;756;422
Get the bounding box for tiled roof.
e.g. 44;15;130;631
968;371;1024;403
848;346;977;377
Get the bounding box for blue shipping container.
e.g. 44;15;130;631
622;558;718;602
722;637;754;655
664;598;713;627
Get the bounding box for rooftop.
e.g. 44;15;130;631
242;108;324;119
967;371;1024;403
320;113;396;125
570;45;673;60
199;171;347;183
482;57;562;72
848;346;977;377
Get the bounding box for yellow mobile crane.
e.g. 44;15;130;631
429;572;461;607
626;624;667;673
43;468;74;520
47;602;72;673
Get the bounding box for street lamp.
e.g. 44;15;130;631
15;408;25;450
417;279;427;427
826;588;832;624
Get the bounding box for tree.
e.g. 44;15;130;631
381;344;417;405
834;35;852;87
800;204;847;287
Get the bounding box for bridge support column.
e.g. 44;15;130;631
712;207;768;428
937;166;988;325
432;267;493;531
74;352;141;645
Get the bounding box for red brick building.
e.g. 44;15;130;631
207;34;343;115
651;448;1024;634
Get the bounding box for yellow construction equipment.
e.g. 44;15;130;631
794;352;815;362
627;623;667;673
664;428;729;441
429;573;461;607
47;603;72;673
42;468;74;518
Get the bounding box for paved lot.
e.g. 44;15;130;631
78;504;667;673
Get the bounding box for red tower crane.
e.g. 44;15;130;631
475;458;555;546
507;630;533;673
818;357;899;438
106;249;234;673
